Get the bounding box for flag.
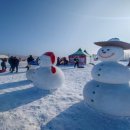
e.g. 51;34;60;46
84;50;90;55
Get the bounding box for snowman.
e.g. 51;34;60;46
83;38;130;116
26;64;39;81
31;52;65;90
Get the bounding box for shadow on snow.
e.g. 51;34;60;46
42;101;130;130
0;71;26;76
0;80;31;90
0;86;50;112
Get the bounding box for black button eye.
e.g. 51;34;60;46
107;49;110;51
91;99;94;102
93;91;95;94
96;85;99;87
102;50;104;52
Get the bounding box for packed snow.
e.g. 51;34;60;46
0;62;130;130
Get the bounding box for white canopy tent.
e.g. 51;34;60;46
0;55;9;59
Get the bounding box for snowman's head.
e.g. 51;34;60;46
38;52;56;67
97;46;124;61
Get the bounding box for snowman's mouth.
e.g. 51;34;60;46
99;52;115;58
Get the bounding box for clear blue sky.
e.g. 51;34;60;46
1;0;130;56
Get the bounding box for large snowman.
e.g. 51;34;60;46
83;38;130;116
27;52;65;91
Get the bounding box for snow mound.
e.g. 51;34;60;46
26;69;36;81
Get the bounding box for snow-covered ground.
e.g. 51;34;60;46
0;62;130;130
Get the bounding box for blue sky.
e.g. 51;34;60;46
1;0;130;56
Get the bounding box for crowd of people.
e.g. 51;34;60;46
56;56;80;68
0;55;39;73
0;55;83;73
8;56;20;73
0;56;20;73
56;57;68;66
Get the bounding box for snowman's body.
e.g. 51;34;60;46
26;68;36;81
83;45;130;116
26;65;39;81
33;66;64;90
83;80;130;116
92;62;130;84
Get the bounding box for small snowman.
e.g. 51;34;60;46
32;52;65;90
83;38;130;116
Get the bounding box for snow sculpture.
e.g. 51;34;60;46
83;38;130;116
26;68;36;81
26;65;38;81
27;52;65;90
33;66;64;90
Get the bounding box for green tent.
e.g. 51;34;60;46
69;48;87;65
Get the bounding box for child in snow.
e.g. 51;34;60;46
1;59;6;70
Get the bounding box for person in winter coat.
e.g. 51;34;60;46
36;57;39;65
1;59;6;70
27;55;34;64
14;57;20;73
56;57;61;66
74;58;79;68
26;55;34;70
10;57;19;73
8;56;14;71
